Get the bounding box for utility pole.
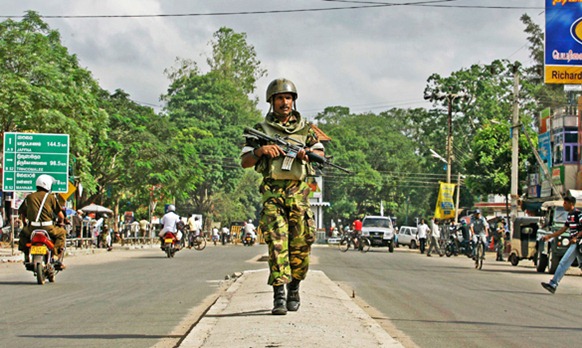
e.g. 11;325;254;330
424;91;468;183
454;172;462;223
446;100;453;183
510;65;520;229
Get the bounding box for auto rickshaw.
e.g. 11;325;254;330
508;216;542;267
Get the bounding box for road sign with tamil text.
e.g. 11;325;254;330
3;132;69;192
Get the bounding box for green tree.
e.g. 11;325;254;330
423;60;537;202
520;14;567;112
162;27;264;226
0;11;107;195
317;107;429;223
206;27;267;95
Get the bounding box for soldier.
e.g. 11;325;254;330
241;78;324;315
17;174;67;270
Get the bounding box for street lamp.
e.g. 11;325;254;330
424;91;469;183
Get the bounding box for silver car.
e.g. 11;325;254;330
397;226;418;249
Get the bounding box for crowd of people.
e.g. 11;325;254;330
408;210;508;261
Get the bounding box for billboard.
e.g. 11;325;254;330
545;0;582;84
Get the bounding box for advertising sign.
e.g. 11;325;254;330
434;182;456;220
3;132;69;192
545;0;582;84
538;132;552;175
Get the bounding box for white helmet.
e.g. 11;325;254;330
248;219;253;223
36;174;55;191
167;204;176;212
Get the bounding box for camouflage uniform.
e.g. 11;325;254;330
18;191;67;253
244;112;319;286
261;179;316;286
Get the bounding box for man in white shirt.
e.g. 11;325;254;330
417;219;429;254
244;219;257;240
158;205;182;249
427;217;443;257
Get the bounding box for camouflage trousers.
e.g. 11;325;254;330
260;179;316;286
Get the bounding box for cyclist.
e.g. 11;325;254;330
470;209;489;259
352;218;363;250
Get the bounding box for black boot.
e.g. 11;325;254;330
272;285;287;315
286;278;301;312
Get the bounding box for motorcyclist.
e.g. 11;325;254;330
243;219;257;244
17;174;67;270
158;205;182;249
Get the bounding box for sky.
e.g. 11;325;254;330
0;0;546;119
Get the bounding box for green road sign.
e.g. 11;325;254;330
3;132;69;192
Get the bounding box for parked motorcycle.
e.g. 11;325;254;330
444;227;473;258
242;232;255;246
162;231;180;258
26;229;65;285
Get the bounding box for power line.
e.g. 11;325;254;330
323;0;542;10
0;0;542;19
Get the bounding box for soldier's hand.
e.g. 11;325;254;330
297;148;308;161
257;145;285;158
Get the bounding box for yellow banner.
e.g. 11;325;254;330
435;182;456;220
544;66;582;84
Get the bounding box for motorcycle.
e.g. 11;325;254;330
26;229;65;285
162;231;180;258
242;232;255;246
444;226;473;258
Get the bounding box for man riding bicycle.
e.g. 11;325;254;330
470;209;489;259
351;218;363;250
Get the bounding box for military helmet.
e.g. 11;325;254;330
266;78;297;103
36;174;55;191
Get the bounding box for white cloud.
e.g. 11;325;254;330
1;0;544;116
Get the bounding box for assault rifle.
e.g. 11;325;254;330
243;127;352;174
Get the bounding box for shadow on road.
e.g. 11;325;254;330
383;317;582;332
19;334;183;340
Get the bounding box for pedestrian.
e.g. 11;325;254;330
427;218;443;257
139;218;149;243
417;218;429;254
241;78;323;315
541;196;582;294
493;218;505;261
72;210;84;238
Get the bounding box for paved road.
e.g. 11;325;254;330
3;244;582;348
314;246;582;348
0;245;266;348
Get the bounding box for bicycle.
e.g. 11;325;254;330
473;234;486;270
339;233;371;253
188;233;206;251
